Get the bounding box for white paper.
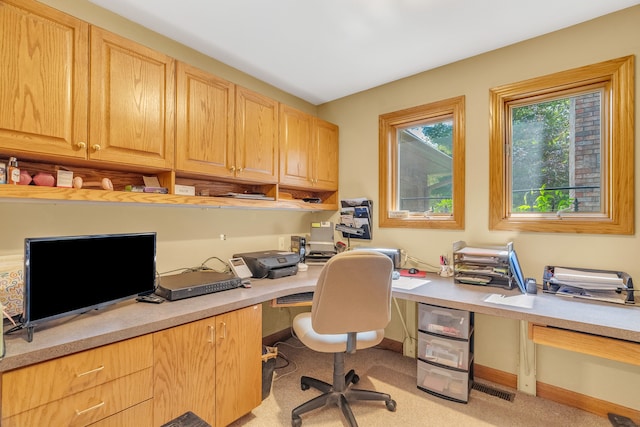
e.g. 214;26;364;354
484;293;534;309
392;277;430;290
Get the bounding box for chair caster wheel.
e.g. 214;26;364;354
351;374;360;384
386;399;397;412
292;416;302;427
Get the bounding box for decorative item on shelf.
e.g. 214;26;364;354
72;176;114;190
124;185;168;194
55;167;73;188
7;157;20;185
32;172;55;187
18;170;32;185
0;161;6;184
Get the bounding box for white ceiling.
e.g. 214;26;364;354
88;0;640;105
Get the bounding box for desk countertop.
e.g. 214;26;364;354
2;266;639;372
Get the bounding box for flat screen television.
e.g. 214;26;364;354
22;232;156;341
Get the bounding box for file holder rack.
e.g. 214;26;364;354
452;241;515;290
542;265;635;305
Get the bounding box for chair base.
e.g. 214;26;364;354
291;354;396;427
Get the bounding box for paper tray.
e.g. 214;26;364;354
542;265;634;305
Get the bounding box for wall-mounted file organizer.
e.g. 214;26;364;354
452;241;515;290
336;198;373;243
542;265;635;305
417;303;474;403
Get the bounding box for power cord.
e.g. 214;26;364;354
158;256;231;277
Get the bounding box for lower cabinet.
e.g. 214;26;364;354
416;303;474;403
1;335;154;426
0;305;263;427
153;304;263;427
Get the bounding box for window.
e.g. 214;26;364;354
379;96;465;229
489;56;634;234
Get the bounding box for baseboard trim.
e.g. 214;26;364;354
474;364;517;389
263;328;292;346
536;381;640;421
475;364;639;422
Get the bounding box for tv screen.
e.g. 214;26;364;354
23;232;156;338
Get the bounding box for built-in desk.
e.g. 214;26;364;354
2;266;639;424
2;266;639;372
0;266;640;372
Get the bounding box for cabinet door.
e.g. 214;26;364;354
90;27;175;169
235;87;278;182
176;62;235;177
215;305;262;427
0;0;88;159
313;118;339;190
279;104;314;188
153;317;216;426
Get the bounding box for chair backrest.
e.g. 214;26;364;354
311;250;394;335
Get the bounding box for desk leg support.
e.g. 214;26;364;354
517;320;537;395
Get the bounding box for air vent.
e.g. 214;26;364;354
472;382;515;402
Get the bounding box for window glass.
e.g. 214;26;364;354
509;89;603;214
398;119;453;214
380;96;464;229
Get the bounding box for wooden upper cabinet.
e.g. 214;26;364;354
314;118;339;190
90;27;175;169
175;62;235;177
0;0;89;159
279;104;314;188
279;105;339;191
235;86;278;183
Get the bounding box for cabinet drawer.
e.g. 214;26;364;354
3;367;153;427
418;304;471;338
88;399;153;427
417;360;471;403
418;331;471;370
2;335;152;417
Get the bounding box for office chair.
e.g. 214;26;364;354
291;250;397;427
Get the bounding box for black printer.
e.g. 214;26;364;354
233;250;300;279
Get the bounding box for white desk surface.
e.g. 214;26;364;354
1;265;638;372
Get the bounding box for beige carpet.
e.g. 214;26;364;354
229;337;612;427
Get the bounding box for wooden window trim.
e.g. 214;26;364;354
489;56;634;234
379;96;465;230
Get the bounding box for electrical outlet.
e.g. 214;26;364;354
278;236;286;250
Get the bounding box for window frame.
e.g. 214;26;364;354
379;96;465;230
489;56;634;234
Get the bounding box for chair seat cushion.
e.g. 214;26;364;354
293;312;385;353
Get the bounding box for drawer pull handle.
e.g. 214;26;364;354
76;365;105;377
75;400;105;416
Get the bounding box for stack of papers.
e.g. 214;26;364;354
550;267;624;290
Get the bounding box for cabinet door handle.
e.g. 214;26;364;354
75;400;105;416
230;166;236;172
208;325;215;344
219;321;227;340
92;144;102;152
76;364;105;377
76;141;87;150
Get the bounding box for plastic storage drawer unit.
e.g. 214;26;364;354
418;305;471;338
417;360;471;403
418;331;471;370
